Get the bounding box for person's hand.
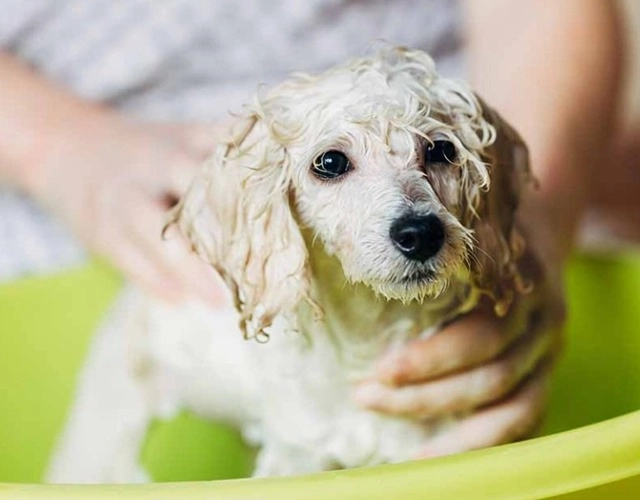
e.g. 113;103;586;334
29;109;227;304
354;245;564;458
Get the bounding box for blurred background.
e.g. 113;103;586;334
0;0;639;490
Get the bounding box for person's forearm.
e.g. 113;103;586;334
464;0;623;260
0;52;110;196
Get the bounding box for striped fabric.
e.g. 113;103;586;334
0;0;462;282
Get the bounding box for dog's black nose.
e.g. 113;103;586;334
389;214;445;262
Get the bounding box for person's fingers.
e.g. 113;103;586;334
160;226;230;306
376;308;516;386
105;237;186;303
159;152;202;205
354;320;554;418
376;294;541;386
123;196;226;306
126;123;214;202
417;359;552;459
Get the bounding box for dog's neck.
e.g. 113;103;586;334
299;241;477;378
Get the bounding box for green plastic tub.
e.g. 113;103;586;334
1;254;639;499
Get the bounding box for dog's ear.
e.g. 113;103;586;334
167;117;313;341
467;98;533;316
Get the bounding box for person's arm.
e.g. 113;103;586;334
465;0;623;263
357;0;624;457
0;52;224;304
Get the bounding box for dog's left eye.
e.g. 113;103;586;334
312;150;352;180
425;140;457;165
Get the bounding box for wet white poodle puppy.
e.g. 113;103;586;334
48;47;531;482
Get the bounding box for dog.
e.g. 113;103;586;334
47;47;531;482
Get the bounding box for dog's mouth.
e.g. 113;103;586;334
367;267;442;302
399;269;436;286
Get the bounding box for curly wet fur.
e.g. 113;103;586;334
169;47;530;340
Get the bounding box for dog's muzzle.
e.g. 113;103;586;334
389;213;445;262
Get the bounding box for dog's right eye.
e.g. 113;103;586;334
312;150;352;180
424;140;457;165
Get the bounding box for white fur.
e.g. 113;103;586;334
47;47;529;482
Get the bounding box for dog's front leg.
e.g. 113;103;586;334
46;290;157;484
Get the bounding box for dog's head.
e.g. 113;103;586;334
169;47;531;340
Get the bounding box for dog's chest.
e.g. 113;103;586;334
240;305;445;474
140;282;470;475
